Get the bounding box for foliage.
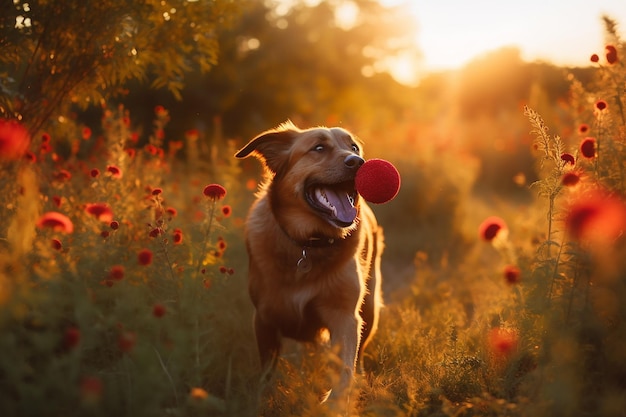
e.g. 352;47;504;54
0;0;241;134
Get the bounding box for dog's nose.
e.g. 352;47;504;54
344;154;364;169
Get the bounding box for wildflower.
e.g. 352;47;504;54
82;127;92;140
80;376;103;404
560;153;575;166
578;124;589;134
90;168;100;178
0;118;30;161
166;207;177;218
580;137;596;158
153;304;166;318
185;129;199;141
590;53;599;63
52;195;62;207
172;229;183;244
109;220;119;230
203;184;227;200
54;169;72;181
126;148;136;158
562;172;581;187
36;212;74;234
85;203;114;222
151;188;163;196
118;331;137;353
606;45;618;64
130;132;140;143
109;265;125;281
503;265;521;284
138;248;153;266
106;165;123;179
478;216;507;242
221;205;232;217
189;387;209;401
565;191;626;244
219;266;228;274
595;100;608;111
154;105;167;116
63;326;81;349
149;228;162;238
42;132;51;143
101;230;110;239
488;328;518;358
51;238;63;250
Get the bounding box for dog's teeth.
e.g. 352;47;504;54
348;195;354;206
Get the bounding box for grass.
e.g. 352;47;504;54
1;30;626;417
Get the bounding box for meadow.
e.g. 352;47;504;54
1;4;626;417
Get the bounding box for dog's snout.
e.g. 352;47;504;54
344;154;364;169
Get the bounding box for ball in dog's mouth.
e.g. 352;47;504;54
306;182;358;227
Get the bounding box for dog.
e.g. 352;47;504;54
235;121;384;398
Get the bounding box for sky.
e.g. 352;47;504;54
382;0;626;83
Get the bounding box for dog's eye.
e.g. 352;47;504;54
313;144;325;152
351;144;360;153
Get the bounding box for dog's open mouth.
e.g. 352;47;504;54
306;181;357;227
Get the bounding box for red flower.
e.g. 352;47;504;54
565;191;626;244
82;127;92;140
590;53;599;63
106;165;122;179
166;207;177;217
54;169;72;181
90;168;100;178
562;172;580;187
41;133;51;143
109;265;125;281
85;203;114;222
152;304;166;318
503;265;521;285
51;238;63;250
118;331;136;353
172;229;183;245
595;100;608;111
36;212;74;234
221;205;232;217
203;184;227;200
478;216;507;242
63;326;81;349
80;376;103;403
560;153;575;166
488;328;518;358
0;118;31;161
138;248;153;266
578;124;589;134
606;45;618;64
151;188;163;196
580;137;596;158
52;195;62;207
109;221;119;230
154;105;167;116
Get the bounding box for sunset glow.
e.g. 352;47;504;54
380;0;626;84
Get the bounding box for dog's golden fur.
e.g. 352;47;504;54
235;121;384;396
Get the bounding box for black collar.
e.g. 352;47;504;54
278;223;338;248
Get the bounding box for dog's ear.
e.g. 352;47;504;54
235;122;300;174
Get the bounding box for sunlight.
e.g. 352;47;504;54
381;0;626;83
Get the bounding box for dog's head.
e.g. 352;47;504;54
236;121;365;239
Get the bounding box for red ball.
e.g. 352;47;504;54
355;158;401;204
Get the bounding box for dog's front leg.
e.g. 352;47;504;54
253;312;281;379
327;313;361;397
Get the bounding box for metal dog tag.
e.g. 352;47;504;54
296;248;312;273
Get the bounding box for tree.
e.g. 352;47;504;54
0;0;241;134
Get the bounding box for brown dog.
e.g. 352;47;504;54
235;121;384;397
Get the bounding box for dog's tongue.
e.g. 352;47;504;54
323;188;357;224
